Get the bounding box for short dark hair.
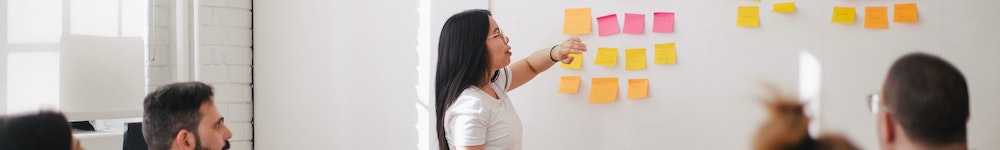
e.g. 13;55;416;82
0;111;74;150
882;52;969;146
143;81;215;150
435;9;493;150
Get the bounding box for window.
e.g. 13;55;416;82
2;0;148;121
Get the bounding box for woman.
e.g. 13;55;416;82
435;9;587;150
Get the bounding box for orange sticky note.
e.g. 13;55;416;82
627;78;649;99
894;3;918;23
773;2;796;13
832;7;856;24
589;77;618;103
594;48;618;66
737;6;760;27
865;6;888;29
561;53;583;69
558;76;581;93
564;8;592;34
655;43;677;64
625;48;647;70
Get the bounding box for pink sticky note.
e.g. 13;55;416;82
623;13;645;34
653;12;675;33
597;14;619;36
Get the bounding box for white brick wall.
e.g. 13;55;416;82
149;0;253;149
199;0;253;149
148;0;174;89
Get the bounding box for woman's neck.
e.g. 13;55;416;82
478;82;498;99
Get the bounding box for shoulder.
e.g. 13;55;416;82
447;88;492;116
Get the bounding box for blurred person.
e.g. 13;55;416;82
754;85;858;150
871;52;969;150
0;110;85;150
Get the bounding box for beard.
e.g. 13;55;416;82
193;133;230;150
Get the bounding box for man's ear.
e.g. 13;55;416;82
173;129;196;150
880;112;896;145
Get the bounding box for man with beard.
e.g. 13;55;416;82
143;82;232;150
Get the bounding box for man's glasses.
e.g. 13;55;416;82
867;92;881;115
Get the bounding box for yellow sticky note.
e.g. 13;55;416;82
589;77;618;103
832;7;856;24
564;8;592;34
625;48;647;70
655;43;677;64
894;3;918;23
558;76;581;93
594;48;618;66
561;54;583;69
737;6;760;27
865;6;888;29
627;78;649;99
773;2;795;13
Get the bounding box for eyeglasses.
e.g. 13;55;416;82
487;29;509;43
867;92;881;115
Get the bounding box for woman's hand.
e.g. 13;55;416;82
551;37;587;64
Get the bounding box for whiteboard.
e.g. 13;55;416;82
489;0;1000;149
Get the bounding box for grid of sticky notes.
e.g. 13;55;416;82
563;8;675;36
734;2;917;29
556;43;674;103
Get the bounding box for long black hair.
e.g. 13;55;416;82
435;9;492;150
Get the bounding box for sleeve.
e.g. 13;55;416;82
446;96;490;146
494;67;513;91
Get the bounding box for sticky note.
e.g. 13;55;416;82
558;76;582;93
627;78;649;99
773;2;796;13
625;48;647;70
655;43;677;64
865;6;888;29
894;3;917;23
589;77;618;103
594;48;618;66
652;12;675;33
597;14;620;36
831;7;856;24
560;53;583;69
737;6;760;27
563;8;592;34
623;13;645;34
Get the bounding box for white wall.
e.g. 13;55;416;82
490;0;1000;149
253;0;421;149
253;0;1000;150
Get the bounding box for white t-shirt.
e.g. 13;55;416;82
444;67;523;150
